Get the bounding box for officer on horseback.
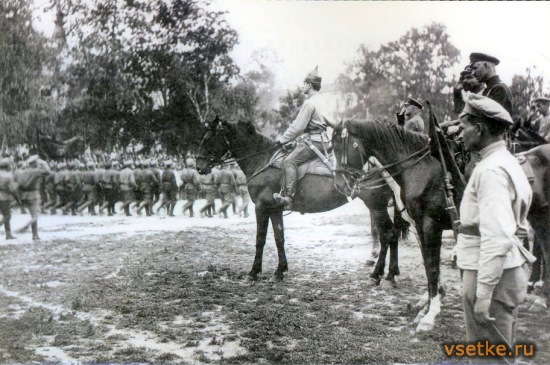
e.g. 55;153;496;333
273;66;337;210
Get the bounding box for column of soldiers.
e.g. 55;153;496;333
0;155;252;241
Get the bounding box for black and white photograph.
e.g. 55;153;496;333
0;0;549;363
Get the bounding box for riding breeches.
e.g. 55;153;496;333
282;140;323;198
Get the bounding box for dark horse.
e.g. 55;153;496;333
196;117;409;285
511;145;550;310
332;120;453;331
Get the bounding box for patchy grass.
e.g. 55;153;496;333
0;223;548;364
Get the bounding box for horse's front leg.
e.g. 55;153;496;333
528;218;550;312
248;207;270;281
415;216;443;332
269;210;287;282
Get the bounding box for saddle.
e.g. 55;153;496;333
268;148;334;180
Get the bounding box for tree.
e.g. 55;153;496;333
56;0;240;154
339;23;460;122
510;67;545;121
0;0;53;148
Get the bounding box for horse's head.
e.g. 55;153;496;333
196;116;231;174
331;120;368;196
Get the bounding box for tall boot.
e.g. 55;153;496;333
124;204;131;217
5;221;15;240
31;221;39;240
274;180;296;210
168;203;175;217
181;202;191;216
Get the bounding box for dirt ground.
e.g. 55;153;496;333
0;198;548;364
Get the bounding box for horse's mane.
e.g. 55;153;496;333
345;119;429;155
226;119;275;153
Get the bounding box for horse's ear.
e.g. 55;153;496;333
206;115;220;130
242;120;256;134
218;117;231;131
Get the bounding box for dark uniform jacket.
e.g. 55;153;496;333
0;170;18;202
216;169;237;194
161;169;177;191
181;168;201;193
482;75;513;115
16;168;50;200
140;169;159;192
81;170;99;192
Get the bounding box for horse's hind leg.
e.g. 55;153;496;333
370;209;393;285
248;208;270;281
270;210;287;282
366;214;380;266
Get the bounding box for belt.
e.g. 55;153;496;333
458;225;528;239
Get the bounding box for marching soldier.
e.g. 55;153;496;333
14;155;50;240
136;159;159;216
0;158;19;240
99;160;119;216
216;164;238;219
133;159;144;210
42;162;58;214
95;161;106;209
61;161;82;215
150;159;162;213
52;162;69;213
119;160;137;216
232;163;250;218
157;159;178;216
77;161;100;215
199;170;216;218
180;157;201;217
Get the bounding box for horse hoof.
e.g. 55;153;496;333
413;304;429;324
416;317;434;332
385;277;398;288
244;275;258;284
366;276;381;286
269;273;284;283
365;259;376;267
528;297;548;313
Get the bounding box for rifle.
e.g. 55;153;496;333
427;101;461;268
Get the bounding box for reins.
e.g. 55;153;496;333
197;124;279;182
338;127;431;192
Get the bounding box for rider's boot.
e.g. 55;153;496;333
273;181;295;211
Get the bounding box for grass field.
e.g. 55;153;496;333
0;199;548;364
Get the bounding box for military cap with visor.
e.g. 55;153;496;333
460;93;513;125
469;52;500;66
405;98;423;110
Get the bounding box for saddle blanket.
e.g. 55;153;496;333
269;149;334;180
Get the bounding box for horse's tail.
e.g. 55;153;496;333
393;197;410;240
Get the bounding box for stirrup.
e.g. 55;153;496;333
273;193;293;209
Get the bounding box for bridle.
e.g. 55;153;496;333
196;118;278;171
336;123;431;195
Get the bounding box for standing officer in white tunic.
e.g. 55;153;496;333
457;93;534;360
